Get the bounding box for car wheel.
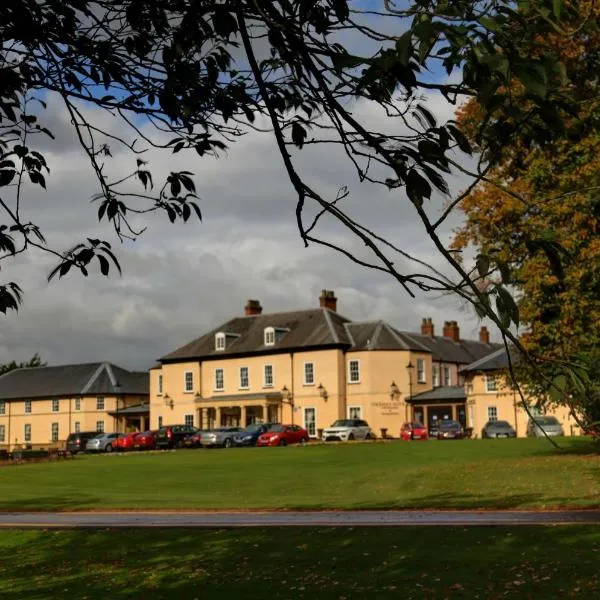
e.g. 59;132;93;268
301;437;308;445
365;432;372;440
224;438;233;449
279;439;287;447
348;433;355;441
105;444;113;453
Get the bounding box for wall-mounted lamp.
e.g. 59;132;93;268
281;385;294;403
390;381;401;401
317;383;328;401
164;394;174;409
194;391;203;402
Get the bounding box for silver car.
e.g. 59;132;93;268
200;427;243;448
322;419;372;442
85;432;119;453
481;420;516;439
527;416;564;437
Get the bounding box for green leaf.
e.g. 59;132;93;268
405;169;431;207
476;254;490;278
496;286;520;327
553;0;563;19
513;62;548;98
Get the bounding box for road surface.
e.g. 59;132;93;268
1;510;600;528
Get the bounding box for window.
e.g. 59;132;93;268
0;400;5;415
24;400;32;414
0;424;5;443
158;416;163;428
239;367;249;389
348;360;360;383
51;422;59;442
215;332;226;351
158;374;163;394
486;374;498;392
304;362;315;385
184;414;194;427
264;327;275;346
432;364;440;387
416;358;426;383
304;407;316;437
264;364;274;387
184;371;194;393
214;368;224;391
96;396;105;410
74;397;81;411
348;406;362;419
24;424;31;442
443;366;451;387
487;406;498;422
96;420;105;433
74;421;81;433
52;399;60;413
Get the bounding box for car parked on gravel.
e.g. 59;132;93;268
85;432;119;453
400;422;428;441
156;424;198;449
232;423;277;447
322;419;372;442
256;424;310;447
481;420;516;439
200;427;243;448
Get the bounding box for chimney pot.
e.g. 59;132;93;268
479;326;490;344
421;317;435;337
244;299;262;316
319;289;337;312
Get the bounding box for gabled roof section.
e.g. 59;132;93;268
0;362;149;401
460;347;519;373
345;321;432;352
161;309;353;361
409;385;466;402
405;332;502;365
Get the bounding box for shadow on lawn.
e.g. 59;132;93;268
0;495;98;512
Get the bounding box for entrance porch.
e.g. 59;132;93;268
108;403;150;433
407;386;467;437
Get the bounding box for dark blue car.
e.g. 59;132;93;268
233;423;277;447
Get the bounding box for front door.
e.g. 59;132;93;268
428;405;453;435
303;407;316;437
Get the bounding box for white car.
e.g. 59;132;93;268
322;419;372;442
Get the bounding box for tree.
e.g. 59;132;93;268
453;1;600;425
0;0;594;360
0;353;46;376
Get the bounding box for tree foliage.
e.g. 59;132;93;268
0;352;46;376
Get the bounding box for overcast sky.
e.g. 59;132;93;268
0;42;492;371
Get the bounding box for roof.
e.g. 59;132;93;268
204;392;283;402
161;309;353;361
107;403;149;416
404;332;502;365
0;362;149;401
345;321;431;352
459;347;519;373
409;385;466;402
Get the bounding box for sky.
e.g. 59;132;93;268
0;12;492;371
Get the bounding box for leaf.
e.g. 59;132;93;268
0;169;15;187
496;286;520;327
476;254;490;277
405;169;431;207
553;0;563;19
291;122;307;149
513;61;548;98
97;254;110;276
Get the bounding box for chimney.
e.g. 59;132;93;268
443;320;460;342
479;326;490;345
319;289;337;312
421;317;434;337
244;299;262;316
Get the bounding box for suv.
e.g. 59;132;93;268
155;424;197;449
66;431;98;454
322;419;372;442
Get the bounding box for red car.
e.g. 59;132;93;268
133;430;157;450
113;432;138;451
400;422;428;441
256;424;309;447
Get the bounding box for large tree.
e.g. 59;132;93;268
0;0;594;362
0;353;46;376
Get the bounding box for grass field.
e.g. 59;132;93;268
1;437;599;511
1;526;600;599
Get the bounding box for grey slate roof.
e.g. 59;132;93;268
409;385;466;402
161;309;353;361
403;332;502;365
459;347;519;373
345;321;431;352
107;403;150;415
0;362;149;401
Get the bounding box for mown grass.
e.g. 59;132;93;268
1;437;599;511
1;526;600;599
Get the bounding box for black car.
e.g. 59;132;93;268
66;431;98;454
233;423;277;447
437;420;464;440
155;424;198;449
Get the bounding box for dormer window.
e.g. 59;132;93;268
215;332;226;351
264;327;275;346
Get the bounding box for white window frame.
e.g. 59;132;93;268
348;359;360;384
416;358;426;383
215;332;226;351
52;399;60;413
96;396;105;410
74;397;81;411
214;368;224;391
184;413;194;427
24;400;32;414
432;363;440;387
0;400;5;415
24;424;31;442
51;422;59;442
487;406;498;422
485;374;498;392
348;405;362;420
264;327;275;346
74;421;81;433
96;420;105;433
184;371;194;393
303;407;317;437
443;366;451;387
303;362;315;385
0;424;5;442
263;364;274;388
158;374;163;395
239;367;249;389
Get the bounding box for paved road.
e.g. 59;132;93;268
1;510;600;528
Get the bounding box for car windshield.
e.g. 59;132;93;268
268;425;286;433
91;434;105;439
441;421;461;428
535;416;560;426
331;420;355;427
489;421;511;428
243;424;263;433
411;422;425;428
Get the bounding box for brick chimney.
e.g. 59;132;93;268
442;320;460;342
421;317;434;337
244;299;262;316
319;289;337;312
479;326;490;345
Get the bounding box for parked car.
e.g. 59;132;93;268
481;420;516;439
527;416;564;437
437;420;464;440
201;427;243;448
113;432;139;451
322;419;372;442
183;430;206;448
156;424;198;449
66;431;98;454
256;424;310;447
232;423;277;447
400;422;428;441
85;432;119;453
133;430;157;450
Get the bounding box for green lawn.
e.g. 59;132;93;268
1;526;600;599
1;437;599;511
